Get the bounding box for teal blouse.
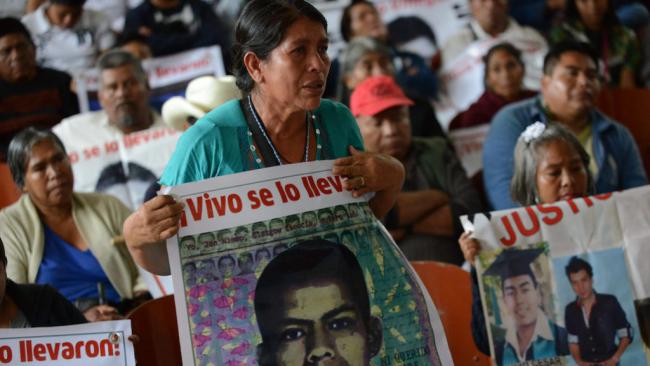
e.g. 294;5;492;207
160;99;364;185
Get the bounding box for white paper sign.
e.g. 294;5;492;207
0;320;135;366
165;161;454;366
448;123;490;177
461;186;650;366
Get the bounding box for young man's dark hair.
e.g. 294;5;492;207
254;239;382;365
565;256;593;278
543;41;600;76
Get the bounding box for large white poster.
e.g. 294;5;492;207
165;161;454;366
462;186;650;365
0;320;135;366
316;0;469;64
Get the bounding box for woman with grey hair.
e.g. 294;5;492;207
510;122;593;206
0;127;149;322
459;121;593;355
338;36;445;138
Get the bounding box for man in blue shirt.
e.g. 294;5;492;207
564;256;632;365
483;41;647;210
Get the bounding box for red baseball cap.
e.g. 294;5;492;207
350;75;414;117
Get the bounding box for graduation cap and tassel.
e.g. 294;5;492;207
484;247;545;282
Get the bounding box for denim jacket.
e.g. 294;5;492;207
483;96;647;210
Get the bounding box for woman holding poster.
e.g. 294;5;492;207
459;122;593;362
124;0;404;276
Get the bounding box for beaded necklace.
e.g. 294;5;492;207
246;95;322;167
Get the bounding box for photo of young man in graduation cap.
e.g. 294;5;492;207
483;246;569;365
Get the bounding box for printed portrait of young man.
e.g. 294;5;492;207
254;239;383;366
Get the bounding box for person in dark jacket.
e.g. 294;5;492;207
123;0;232;69
0;236;86;328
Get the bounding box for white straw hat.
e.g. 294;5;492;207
162;75;241;130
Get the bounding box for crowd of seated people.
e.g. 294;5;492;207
483;41;647;210
338;36;446;138
327;0;439;101
0;1;648;366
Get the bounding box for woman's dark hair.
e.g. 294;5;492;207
484;42;524;71
565;0;619;28
482;42;525;87
340;0;375;42
232;0;327;94
7;127;67;189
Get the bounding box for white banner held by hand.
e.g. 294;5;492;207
0;320;135;366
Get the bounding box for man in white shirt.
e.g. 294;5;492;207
53;50;179;209
443;0;547;65
439;0;547;115
21;0;114;73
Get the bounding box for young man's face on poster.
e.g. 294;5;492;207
503;274;541;327
218;256;236;276
568;269;593;301
272;279;374;366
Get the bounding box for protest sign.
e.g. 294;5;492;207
0;320;134;365
53;119;180;210
75;45;226;112
165;161;453;366
316;0;469;68
447;123;490;178
461;186;650;366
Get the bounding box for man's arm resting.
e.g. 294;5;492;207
395;190;449;226
411;204;454;237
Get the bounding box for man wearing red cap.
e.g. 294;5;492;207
350;75;483;264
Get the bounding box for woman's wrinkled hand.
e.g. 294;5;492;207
123;195;184;249
459;231;481;265
332;146;404;198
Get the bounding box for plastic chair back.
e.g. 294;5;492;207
411;261;491;365
127;295;181;366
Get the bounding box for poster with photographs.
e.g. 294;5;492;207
166;161;453;366
462;186;650;366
